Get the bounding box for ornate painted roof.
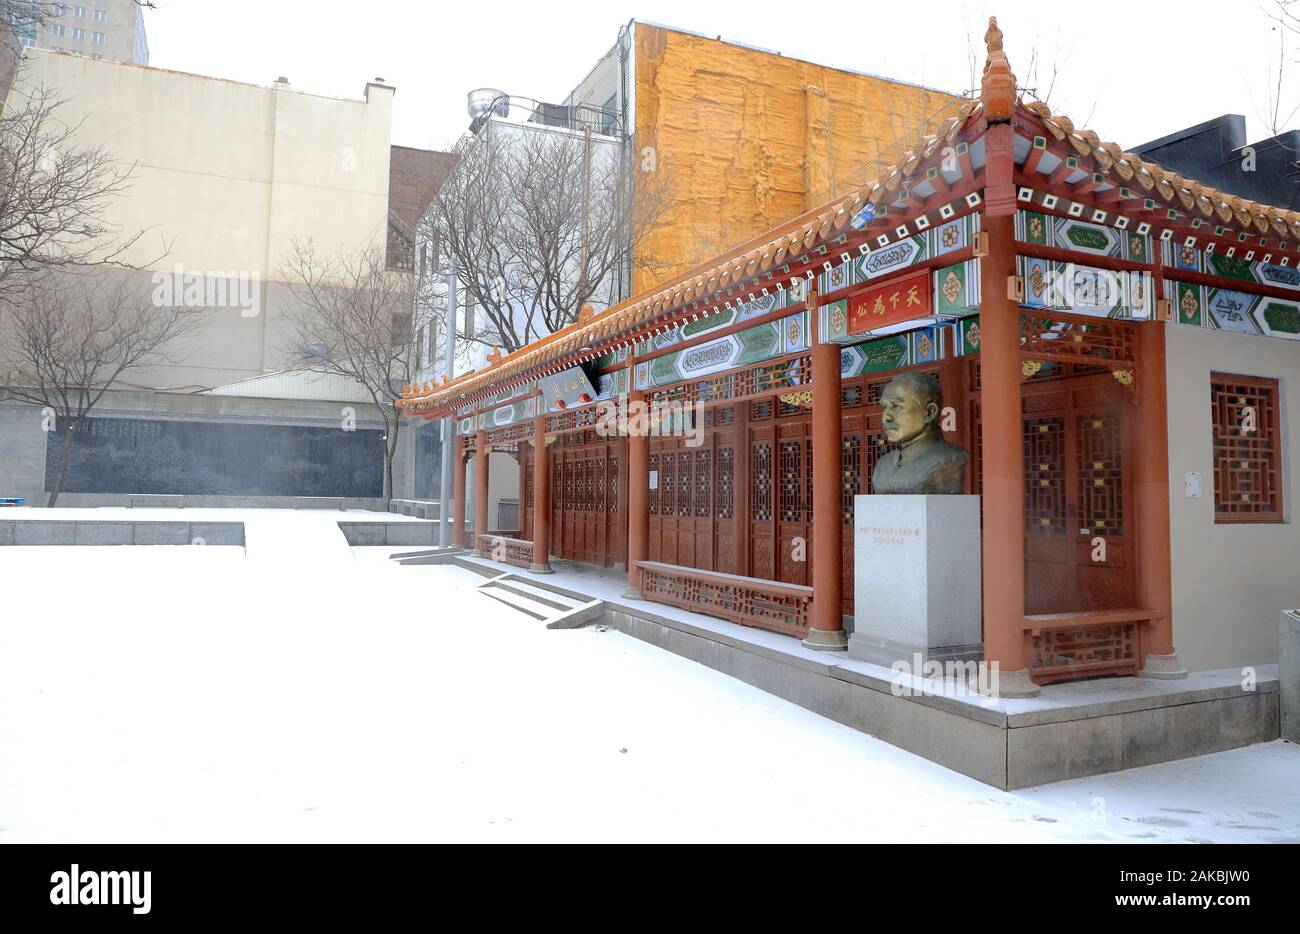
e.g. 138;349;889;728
400;17;1300;419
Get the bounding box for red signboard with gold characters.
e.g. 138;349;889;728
847;270;932;335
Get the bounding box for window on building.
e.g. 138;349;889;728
91;30;104;43
600;93;618;135
73;5;85;17
51;23;65;36
386;217;413;272
1210;373;1283;523
51;3;66;16
93;8;106;21
71;27;84;39
390;314;412;348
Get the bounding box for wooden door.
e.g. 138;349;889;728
547;436;623;568
1022;373;1134;614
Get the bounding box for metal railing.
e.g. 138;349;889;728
472;93;623;138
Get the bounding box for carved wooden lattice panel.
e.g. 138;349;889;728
1020;313;1137;366
637;563;812;638
694;450;711;518
1210;374;1282;522
608;456;619;513
752;442;773;521
645;353;810;411
678;451;693;518
805;440;814;522
1024;416;1067;534
779;440;802;523
842;436;861;523
716;447;735;520
663;453;677;520
648;452;660;516
1031;623;1138;682
1076;410;1124;536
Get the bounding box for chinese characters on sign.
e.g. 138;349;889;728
857;525;922;546
848;270;933;335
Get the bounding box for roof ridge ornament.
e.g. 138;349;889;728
981;16;1016;122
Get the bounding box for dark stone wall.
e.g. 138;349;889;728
46;417;384;497
412;419;443;500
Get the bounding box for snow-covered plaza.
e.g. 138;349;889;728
0;509;1297;843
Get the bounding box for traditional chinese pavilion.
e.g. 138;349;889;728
401;20;1300;696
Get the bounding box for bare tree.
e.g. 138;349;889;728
0;270;202;504
0;81;161;304
281;239;419;501
1257;0;1300;138
422;124;668;354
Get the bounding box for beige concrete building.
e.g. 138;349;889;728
1;47;453;505
25;0;149;65
11;49;399;392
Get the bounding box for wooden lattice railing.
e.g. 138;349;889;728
1025;608;1161;683
635;560;813;638
474;532;532;568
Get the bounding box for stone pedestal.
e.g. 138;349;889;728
848;495;983;668
1282;609;1300;744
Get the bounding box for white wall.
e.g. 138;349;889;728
1166;322;1300;672
10;52;395;391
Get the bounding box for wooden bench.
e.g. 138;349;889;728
1025;608;1163;682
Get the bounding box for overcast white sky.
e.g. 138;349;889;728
145;0;1291;153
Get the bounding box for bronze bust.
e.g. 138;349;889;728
871;371;969;495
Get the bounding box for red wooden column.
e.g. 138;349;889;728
624;359;649;598
977;22;1037;695
474;427;489;556
978;209;1034;692
805;296;847;651
453;433;467;547
1134;321;1184;677
530;395;552;573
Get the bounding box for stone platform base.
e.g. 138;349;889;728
448;554;1281;789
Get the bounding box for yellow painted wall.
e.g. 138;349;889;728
632;23;962;292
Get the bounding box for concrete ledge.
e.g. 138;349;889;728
1007;689;1279;787
600;598;1278;789
128;494;184;508
604;607;1008;787
13;522;75;545
0;520;245;546
437;552;1282;789
338;521;438;547
188;523;244;546
389;499;440;520
293;497;345;510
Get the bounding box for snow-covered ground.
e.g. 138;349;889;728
0;509;1296;843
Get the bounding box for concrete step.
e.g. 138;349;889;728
477;584;555;620
491;579;586;613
